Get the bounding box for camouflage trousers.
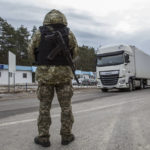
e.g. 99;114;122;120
37;81;74;138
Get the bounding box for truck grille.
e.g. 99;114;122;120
100;74;119;85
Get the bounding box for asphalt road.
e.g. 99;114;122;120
0;88;117;119
0;88;150;150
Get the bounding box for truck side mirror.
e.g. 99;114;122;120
125;54;130;63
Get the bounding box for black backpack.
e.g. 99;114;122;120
34;25;72;66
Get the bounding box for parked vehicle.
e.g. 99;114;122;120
72;78;84;85
72;78;97;86
82;79;90;85
72;79;78;85
88;79;97;85
96;44;150;92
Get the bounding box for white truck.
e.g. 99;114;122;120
96;44;150;92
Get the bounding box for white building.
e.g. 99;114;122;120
0;65;96;85
0;64;36;85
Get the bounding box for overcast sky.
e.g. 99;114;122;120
1;0;150;54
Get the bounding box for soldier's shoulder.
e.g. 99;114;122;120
33;29;41;38
68;30;75;37
31;29;41;42
68;30;77;43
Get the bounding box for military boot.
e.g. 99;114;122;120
61;134;75;145
34;136;51;147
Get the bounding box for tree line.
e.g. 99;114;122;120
0;17;97;71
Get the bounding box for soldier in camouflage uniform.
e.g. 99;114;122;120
28;9;78;147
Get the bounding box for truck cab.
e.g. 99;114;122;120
96;44;136;91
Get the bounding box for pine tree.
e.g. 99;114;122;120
31;25;37;37
0;17;31;65
76;45;96;71
15;25;30;65
0;17;16;64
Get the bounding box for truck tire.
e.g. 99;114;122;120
143;80;147;89
132;79;136;90
101;89;108;92
140;80;144;89
128;79;133;92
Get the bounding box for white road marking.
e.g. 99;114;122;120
0;99;143;128
73;99;142;114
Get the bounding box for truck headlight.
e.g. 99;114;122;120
119;79;126;84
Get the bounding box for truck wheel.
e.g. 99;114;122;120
128;79;133;92
140;80;144;89
143;85;146;89
101;89;108;92
132;80;136;90
143;83;146;89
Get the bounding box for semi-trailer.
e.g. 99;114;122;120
96;44;150;92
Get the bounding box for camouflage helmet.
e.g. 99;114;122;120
43;9;68;26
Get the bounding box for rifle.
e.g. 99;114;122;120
33;48;39;65
47;31;80;85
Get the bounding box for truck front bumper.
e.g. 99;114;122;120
97;78;129;89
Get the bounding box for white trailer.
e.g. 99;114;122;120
96;44;150;92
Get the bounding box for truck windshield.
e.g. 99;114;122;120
97;54;124;67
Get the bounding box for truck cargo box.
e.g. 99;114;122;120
131;46;150;79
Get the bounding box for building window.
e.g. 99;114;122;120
0;72;1;77
23;73;27;78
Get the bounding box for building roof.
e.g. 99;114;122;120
75;70;94;76
0;64;33;71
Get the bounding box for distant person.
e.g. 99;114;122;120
28;9;78;147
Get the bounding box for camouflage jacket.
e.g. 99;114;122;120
28;29;78;85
